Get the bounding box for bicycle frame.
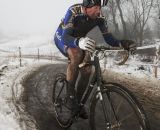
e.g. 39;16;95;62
79;50;119;128
53;46;150;130
80;51;102;105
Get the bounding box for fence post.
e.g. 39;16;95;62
38;48;40;61
153;45;160;78
50;51;52;62
19;47;22;67
104;55;107;69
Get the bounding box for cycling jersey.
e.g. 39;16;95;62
54;4;120;56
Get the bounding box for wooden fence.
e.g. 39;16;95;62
7;46;160;78
10;47;66;67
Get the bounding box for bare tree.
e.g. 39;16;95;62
102;0;155;43
156;0;160;38
151;0;160;39
108;0;121;37
157;0;160;19
115;0;128;39
154;18;160;39
101;2;122;39
127;0;154;44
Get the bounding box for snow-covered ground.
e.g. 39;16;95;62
0;34;159;130
0;56;66;130
102;55;160;79
0;34;65;130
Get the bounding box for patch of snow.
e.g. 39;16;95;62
101;55;160;80
0;97;21;130
0;55;65;130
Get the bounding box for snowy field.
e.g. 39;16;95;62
0;34;159;130
0;33;64;58
0;34;65;130
101;55;160;79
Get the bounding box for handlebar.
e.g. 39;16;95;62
95;45;122;50
95;46;127;51
79;45;135;68
95;45;136;54
94;45;127;56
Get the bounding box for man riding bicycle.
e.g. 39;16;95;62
54;0;136;119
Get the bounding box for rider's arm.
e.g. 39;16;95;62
97;18;120;47
61;9;78;48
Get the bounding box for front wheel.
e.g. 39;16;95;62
90;83;150;130
52;73;72;128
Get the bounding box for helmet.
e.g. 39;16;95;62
83;0;108;7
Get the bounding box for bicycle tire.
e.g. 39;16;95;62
52;73;72;128
89;83;150;130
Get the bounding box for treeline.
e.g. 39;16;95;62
102;0;160;46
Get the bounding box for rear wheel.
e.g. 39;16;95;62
52;73;72;128
90;83;150;130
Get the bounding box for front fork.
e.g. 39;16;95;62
96;86;111;130
96;86;121;129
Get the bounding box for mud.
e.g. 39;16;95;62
18;64;160;130
21;64;89;130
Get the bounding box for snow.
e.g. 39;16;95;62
0;34;159;130
0;95;21;130
0;59;26;130
0;33;66;130
0;33;64;58
0;56;66;130
137;42;160;50
101;54;160;80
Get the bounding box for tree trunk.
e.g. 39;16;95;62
139;29;144;45
110;1;120;37
116;0;127;39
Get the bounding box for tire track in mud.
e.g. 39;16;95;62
18;64;159;130
11;65;47;130
21;64;90;130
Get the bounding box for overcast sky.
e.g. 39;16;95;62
0;0;81;35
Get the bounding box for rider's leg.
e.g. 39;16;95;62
66;48;84;109
76;65;92;119
76;64;92;104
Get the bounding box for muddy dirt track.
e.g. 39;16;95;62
21;64;89;130
20;64;159;130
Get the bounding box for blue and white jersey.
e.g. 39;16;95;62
54;4;120;56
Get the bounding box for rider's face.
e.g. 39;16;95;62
85;6;101;19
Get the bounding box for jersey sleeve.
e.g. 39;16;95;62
97;17;120;47
61;8;78;48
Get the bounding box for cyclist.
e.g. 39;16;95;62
54;0;136;119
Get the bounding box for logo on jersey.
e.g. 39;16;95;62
55;31;61;41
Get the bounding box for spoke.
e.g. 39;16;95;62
106;92;119;123
115;97;124;114
119;112;134;122
100;99;110;124
56;82;65;98
118;128;126;130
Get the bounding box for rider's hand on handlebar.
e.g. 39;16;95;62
78;37;96;53
120;40;137;52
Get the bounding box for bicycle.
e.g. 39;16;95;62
52;46;151;130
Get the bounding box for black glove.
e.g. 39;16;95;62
120;40;137;51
